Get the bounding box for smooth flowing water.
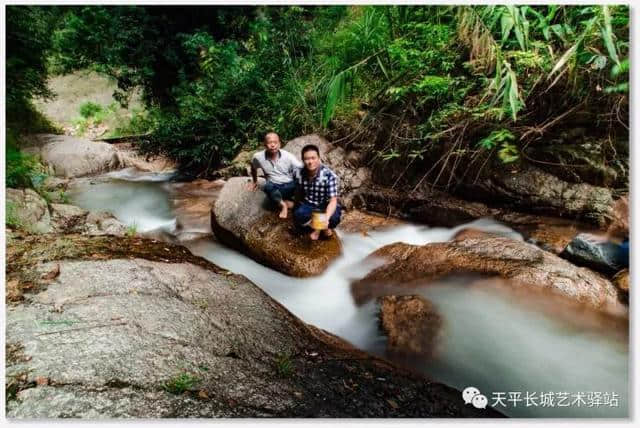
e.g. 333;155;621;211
67;170;629;418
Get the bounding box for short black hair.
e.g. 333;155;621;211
301;144;320;157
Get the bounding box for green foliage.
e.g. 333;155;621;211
6;6;58;108
477;129;515;150
32;4;627;180
125;223;138;237
6;202;24;229
6;132;46;189
79;101;103;118
163;373;200;394
274;352;294;378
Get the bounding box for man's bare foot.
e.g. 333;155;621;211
310;230;321;240
279;204;288;219
321;228;333;238
284;200;294;209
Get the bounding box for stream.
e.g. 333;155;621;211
66;168;629;418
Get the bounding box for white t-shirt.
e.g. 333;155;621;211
251;149;303;185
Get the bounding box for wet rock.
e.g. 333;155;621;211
167;179;225;241
340;209;404;234
352;238;626;317
83;211;127;236
6;234;499;418
356;184;603;255
560;233;629;275
283;134;372;209
613;269;629;293
355;184;493;228
113;142;177;173
42;177;70;191
455;164;614;227
23;134;122;178
378;295;443;358
216;150;254;179
528;142;626;188
50;203;88;232
606;196;629;239
452;228;500;241
211;177;341;277
6;188;52;233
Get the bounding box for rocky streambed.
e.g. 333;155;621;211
5;134;629;418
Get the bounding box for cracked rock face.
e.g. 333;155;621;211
6;249;500;418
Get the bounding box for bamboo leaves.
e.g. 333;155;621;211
322;69;352;128
601;5;620;67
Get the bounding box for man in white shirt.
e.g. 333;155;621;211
248;132;303;219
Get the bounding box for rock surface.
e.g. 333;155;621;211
352;237;626;317
113;142;177;173
560;233;629;275
211;177;341;277
6;188;52;233
454;164;614;226
356;184;600;254
23;134;123;178
6;234;500;418
378;295;443;358
6;187;126;236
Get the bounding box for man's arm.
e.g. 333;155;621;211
324;172;339;220
325;196;338;219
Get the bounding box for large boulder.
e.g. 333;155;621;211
283;134;372;208
23;134;122;178
211;177;341;277
352;237;626;317
6;234;499;418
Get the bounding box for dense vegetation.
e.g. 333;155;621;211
6;5;629;188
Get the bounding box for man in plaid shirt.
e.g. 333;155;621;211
293;144;342;240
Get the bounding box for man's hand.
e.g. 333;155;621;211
247;180;258;191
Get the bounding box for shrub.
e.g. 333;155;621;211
79;101;103;118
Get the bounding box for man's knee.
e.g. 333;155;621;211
294;205;312;225
263;181;282;203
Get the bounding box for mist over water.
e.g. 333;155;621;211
67;171;629;418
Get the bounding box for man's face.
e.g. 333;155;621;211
303;150;321;172
265;135;281;154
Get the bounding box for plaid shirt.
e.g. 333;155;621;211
294;165;339;208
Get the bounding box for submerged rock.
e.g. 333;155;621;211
211;177;341;277
23;134;122;178
352;237;626;317
6;234;499;418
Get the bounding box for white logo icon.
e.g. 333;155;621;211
462;386;488;409
472;394;488;409
462;386;481;404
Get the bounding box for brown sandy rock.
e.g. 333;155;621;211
352;238;625;317
211;177;341;277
